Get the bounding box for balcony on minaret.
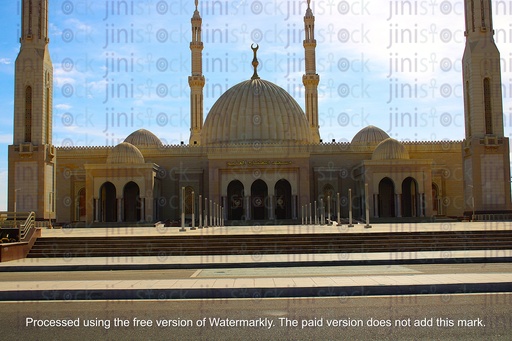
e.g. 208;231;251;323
188;75;205;87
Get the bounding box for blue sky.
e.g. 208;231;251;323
1;0;512;210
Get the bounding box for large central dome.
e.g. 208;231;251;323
201;78;313;145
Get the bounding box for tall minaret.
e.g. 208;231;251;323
189;0;205;145
302;0;320;144
462;0;511;216
8;0;56;220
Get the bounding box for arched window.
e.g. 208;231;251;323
465;81;472;138
46;87;50;144
483;78;493;134
25;86;32;142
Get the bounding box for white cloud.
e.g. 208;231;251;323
55;103;72;110
0;134;12;144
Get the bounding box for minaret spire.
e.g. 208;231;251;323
189;0;205;145
9;0;55;220
302;0;320;143
461;0;511;216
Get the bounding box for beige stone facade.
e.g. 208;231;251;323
7;1;511;225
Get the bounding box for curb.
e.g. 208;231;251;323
1;282;511;301
2;256;512;272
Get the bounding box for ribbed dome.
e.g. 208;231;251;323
124;129;163;148
351;125;390;145
201;79;313;145
372;138;409;160
107;142;145;164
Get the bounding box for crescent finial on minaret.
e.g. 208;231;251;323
251;44;260;80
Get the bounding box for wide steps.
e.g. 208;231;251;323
26;230;512;258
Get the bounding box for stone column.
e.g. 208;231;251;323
269;196;275;220
140;198;145;222
117;198;123;222
419;193;425;217
373;194;379;218
292;195;297;219
395;194;402;217
222;197;228;220
244;196;250;220
204;197;208;227
94;198;99;222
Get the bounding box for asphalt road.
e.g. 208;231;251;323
2;294;511;340
1;263;511;281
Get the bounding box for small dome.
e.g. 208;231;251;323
202;78;313;145
372;138;409;160
107;142;145;164
351;125;390;145
124;129;163;148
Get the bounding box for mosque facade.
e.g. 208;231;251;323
7;0;512;225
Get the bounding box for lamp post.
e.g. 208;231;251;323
198;194;203;229
179;187;186;232
364;183;372;228
468;185;475;222
348;188;354;227
14;188;21;227
190;191;196;230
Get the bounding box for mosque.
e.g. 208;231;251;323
7;0;512;225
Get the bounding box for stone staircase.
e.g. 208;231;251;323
26;230;512;258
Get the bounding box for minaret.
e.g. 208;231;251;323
302;0;320;144
462;0;512;216
8;0;56;220
189;0;205;145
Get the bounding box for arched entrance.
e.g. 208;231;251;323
378;178;395;217
100;182;116;222
227;180;244;220
124;181;141;222
402;177;418;217
275;179;292;220
251;179;268;220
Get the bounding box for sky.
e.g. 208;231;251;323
0;0;512;210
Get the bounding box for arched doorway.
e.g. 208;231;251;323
227;180;244;220
251;180;268;220
378;178;395;217
432;183;440;216
184;186;194;215
402;177;418;217
100;182;116;222
275;179;292;220
124;181;141;222
76;188;86;221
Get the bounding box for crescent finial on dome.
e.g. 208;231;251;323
251;43;260;80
